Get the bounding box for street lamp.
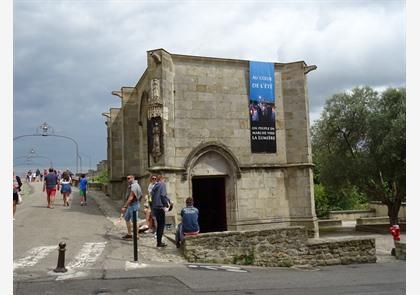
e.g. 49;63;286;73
14;122;80;174
79;152;92;174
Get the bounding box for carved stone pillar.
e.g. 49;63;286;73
147;79;163;162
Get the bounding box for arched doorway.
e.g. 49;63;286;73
192;176;227;233
186;144;240;233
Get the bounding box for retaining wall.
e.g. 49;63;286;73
183;227;376;267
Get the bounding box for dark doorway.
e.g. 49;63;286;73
192;177;227;233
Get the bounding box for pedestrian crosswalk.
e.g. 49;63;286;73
14;242;107;280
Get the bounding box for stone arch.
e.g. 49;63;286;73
184;141;241;179
184;142;240;231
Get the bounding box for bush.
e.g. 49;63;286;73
92;170;108;184
314;184;330;218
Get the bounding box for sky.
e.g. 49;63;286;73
12;0;406;174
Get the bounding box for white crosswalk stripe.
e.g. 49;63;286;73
14;242;107;280
55;242;107;280
13;245;57;270
66;242;107;269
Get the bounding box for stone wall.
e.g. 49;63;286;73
183;226;376;267
395;241;406;260
368;202;406;219
329;210;376;221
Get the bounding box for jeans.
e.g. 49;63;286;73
124;201;139;222
152;208;165;245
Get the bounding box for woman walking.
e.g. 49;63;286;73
60;171;72;206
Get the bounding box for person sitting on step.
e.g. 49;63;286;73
175;197;199;248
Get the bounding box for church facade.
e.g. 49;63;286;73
103;49;319;237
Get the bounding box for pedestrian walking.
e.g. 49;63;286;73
120;175;142;240
27;170;32;182
79;173;88;206
43;168;59;208
59;171;72;206
13;172;20;219
36;169;41;182
151;174;170;247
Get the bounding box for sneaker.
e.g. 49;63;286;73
80;202;84;206
122;234;133;240
157;243;167;247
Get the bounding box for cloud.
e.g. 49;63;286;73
13;0;405;172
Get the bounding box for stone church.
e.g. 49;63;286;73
102;49;319;237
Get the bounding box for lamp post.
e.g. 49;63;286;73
14;122;80;174
79;152;91;175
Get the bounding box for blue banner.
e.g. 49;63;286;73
249;61;275;103
249;61;276;153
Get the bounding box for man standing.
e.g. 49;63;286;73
43;168;59;209
120;175;142;240
151;174;169;247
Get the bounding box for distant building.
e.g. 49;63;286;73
103;49;319;237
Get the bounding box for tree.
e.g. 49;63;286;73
312;86;405;225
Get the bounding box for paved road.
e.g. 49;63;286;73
13;181;406;294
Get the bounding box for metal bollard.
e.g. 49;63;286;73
133;210;138;262
53;242;68;273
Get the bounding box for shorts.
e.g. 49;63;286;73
46;188;57;197
124;201;140;222
79;189;86;196
61;185;72;194
13;192;19;202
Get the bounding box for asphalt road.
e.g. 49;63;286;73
13;181;406;295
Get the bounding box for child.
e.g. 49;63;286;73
79;174;88;206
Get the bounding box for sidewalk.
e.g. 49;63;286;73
86;189;187;266
320;222;405;263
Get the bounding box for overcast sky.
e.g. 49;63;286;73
12;0;405;174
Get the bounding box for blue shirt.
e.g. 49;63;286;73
44;173;58;189
79;178;88;190
181;206;199;233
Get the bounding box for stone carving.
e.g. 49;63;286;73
150;79;161;105
147;106;163;119
151;119;162;161
147;79;164;161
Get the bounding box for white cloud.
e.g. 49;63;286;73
13;0;405;171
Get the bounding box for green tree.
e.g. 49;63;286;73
312;86;405;225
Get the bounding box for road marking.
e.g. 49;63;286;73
54;242;107;280
186;264;249;273
13;245;57;270
125;261;148;270
66;242;107;269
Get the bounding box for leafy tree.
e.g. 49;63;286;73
312;86;405;225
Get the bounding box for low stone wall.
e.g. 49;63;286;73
395;241;406;260
356;216;390;225
368;201;406;219
329;210;375;221
183;227;376;267
318;219;342;227
88;182;103;191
